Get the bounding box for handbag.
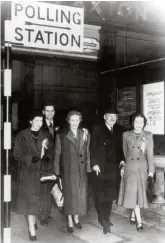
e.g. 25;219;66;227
147;175;156;203
51;178;64;207
40;157;56;183
40;171;57;183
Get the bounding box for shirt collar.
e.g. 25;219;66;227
46;119;53;126
105;123;113;131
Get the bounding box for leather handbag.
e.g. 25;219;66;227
40;157;56;183
147;175;156;203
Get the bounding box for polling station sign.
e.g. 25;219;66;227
5;2;84;52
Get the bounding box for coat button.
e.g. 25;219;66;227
132;158;134;160
137;158;139;160
138;147;140;149
80;154;82;157
132;146;134;148
81;161;84;164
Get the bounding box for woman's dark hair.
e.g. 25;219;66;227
131;112;147;128
28;109;43;122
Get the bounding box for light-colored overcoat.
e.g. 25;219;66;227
118;130;155;208
54;128;90;216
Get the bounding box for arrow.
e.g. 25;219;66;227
25;21;71;30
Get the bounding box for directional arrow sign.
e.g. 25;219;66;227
6;2;84;52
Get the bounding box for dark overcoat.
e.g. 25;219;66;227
90;123;125;202
54;128;90;216
118;130;155;208
13;128;54;216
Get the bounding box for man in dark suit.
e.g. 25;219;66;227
40;104;59;225
42;104;59;142
90;107;125;234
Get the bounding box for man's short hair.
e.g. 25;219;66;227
43;103;55;111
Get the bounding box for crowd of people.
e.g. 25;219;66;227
13;104;155;241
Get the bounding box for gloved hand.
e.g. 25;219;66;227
119;161;125;169
147;175;153;182
148;172;153;177
92;165;101;176
41;155;50;163
32;156;40;164
120;167;124;177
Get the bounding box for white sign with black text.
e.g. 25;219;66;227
6;1;84;52
143;81;164;135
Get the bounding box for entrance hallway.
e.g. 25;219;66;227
11;207;165;243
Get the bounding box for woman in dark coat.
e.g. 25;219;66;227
54;111;90;233
118;113;155;231
13;110;54;241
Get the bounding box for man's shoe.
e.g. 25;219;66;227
98;216;103;226
107;219;113;226
102;220;111;234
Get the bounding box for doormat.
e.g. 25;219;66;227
63;223;129;243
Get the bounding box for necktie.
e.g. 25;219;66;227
48;123;54;137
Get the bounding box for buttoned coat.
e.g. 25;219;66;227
13;128;54;215
118;130;155;208
54;128;90;215
90;123;125;202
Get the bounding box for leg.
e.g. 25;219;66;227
73;214;79;224
134;205;143;231
27;215;37;241
130;209;136;225
95;201;104;225
40;183;52;225
105;201;113;226
90;173;104;225
67;215;74;233
67;215;73;227
101;202;112;234
73;214;82;229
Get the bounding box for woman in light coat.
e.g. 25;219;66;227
118;113;154;231
54;111;90;233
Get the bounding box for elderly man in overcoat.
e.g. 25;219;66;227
90;107;125;234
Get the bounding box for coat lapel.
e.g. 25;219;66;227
132;130;145;142
23;128;39;154
36;130;47;154
66;129;85;154
79;129;85;154
102;124;113;140
66;130;77;147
